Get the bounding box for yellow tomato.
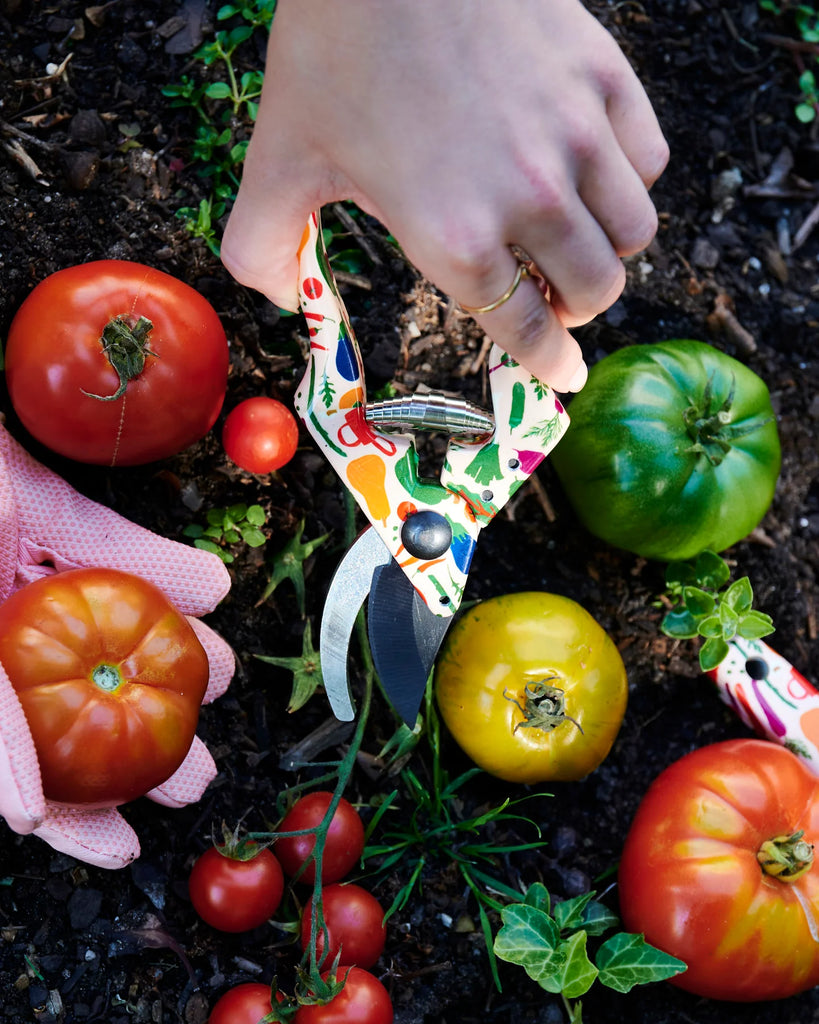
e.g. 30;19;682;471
434;592;628;784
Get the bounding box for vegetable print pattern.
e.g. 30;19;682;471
294;211;569;616
711;637;819;775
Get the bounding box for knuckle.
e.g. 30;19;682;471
616;202;659;256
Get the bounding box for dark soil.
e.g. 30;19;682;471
1;1;818;1022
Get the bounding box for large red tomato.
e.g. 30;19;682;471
5;260;228;466
618;738;819;1001
0;568;210;807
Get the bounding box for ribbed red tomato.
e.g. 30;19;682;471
0;567;209;807
619;739;819;1001
5;260;228;466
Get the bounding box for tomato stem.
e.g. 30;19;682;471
757;829;814;882
82;314;157;401
504;678;583;735
682;372;773;467
91;663;122;692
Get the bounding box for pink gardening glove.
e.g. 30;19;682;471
0;422;234;869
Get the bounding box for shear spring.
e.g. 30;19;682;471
365;392;494;436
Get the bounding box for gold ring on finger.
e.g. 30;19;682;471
460;262;530;315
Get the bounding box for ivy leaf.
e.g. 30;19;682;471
557;931;599;999
493;903;562;986
596;932;686;993
522;882;551;915
553;892;597;932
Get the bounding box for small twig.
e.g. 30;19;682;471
333;268;372;291
469;335;493;376
759;32;819;57
706;293;757;355
1;139;48;184
793;199;819;252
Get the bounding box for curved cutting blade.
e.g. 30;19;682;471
320;527;392;720
367;560;453;725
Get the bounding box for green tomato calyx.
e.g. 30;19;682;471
91;663;123;692
82;314;158;401
757;829;814;882
505;678;584;735
682;373;771;467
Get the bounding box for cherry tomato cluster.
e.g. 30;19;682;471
193;792;392;1023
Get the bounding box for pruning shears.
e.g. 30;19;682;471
293;210;570;724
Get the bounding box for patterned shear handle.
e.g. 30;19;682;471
711;638;819;776
293;210;570;617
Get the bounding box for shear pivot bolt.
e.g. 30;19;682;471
401;510;452;559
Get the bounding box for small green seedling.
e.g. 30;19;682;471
660;549;774;671
758;2;819;121
184;503;267;563
493;882;686;1023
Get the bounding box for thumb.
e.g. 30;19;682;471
221;140;319;312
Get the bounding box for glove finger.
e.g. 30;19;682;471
34;804;140;869
187;616;236;704
147;736;217;809
1;425;231;613
0;670;45;834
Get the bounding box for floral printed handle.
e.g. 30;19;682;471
293;210;570;617
710;637;819;774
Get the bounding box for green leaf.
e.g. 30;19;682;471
523;882;551;915
205;81;233;100
260;520;330;616
255;619;323;712
699;636;730;671
664;561;697;593
553;891;597;932
493;903;561;986
693;549;731;590
183;524;204;539
722;576;753;614
796;102;816;123
683;586;716;618
737;609;776;640
579;899;620;938
223;529;241;544
596;932;686;993
697;613;723;638
558;931;599;999
660;608;700;639
246;505;266;527
718;600;739;638
241;527;267;547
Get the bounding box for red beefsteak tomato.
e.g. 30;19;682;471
618;738;819;1001
0;567;210;807
5;260;228;466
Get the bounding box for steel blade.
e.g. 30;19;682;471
367;559;452;725
320;528;392;720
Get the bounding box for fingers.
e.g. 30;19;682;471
0;673;46;835
1;424;232;615
187;616;237;704
35;805;140;869
463;251;589;392
147;737;217;809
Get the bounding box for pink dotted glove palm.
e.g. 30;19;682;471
0;422;234;869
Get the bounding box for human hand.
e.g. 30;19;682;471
0;422;234;868
221;0;668;392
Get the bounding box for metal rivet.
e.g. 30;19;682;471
481;489;494;502
401;510;453;560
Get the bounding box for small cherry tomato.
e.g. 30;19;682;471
0;567;209;807
209;982;279;1024
435;592;628;784
294;967;393;1024
189;842;285;933
5;260;228;466
300;883;386;969
275;792;365;884
222;396;299;474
